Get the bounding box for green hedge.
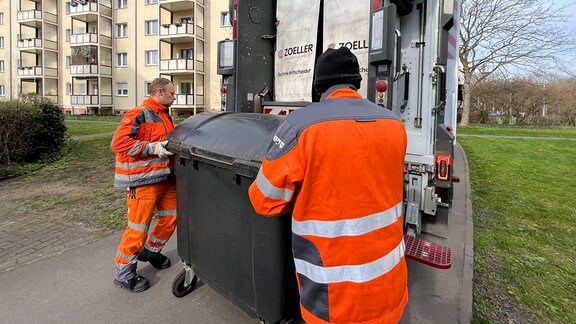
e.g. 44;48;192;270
0;98;67;165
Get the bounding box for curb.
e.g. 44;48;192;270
457;142;474;324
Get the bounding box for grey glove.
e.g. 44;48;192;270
147;140;174;158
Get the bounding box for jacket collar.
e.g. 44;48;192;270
320;84;362;101
142;97;167;113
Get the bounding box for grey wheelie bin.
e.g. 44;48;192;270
165;112;300;324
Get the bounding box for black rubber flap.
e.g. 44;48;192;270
166;112;284;166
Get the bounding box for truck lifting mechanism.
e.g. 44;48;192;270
217;0;460;270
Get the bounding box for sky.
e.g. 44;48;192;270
555;0;576;32
555;0;576;76
556;0;576;27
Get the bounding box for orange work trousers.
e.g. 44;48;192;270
114;177;177;281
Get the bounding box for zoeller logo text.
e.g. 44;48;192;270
273;135;285;148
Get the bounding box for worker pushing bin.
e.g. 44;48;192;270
166;112;300;324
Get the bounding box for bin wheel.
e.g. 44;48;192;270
172;269;198;298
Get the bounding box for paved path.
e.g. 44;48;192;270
458;134;576;140
0;209;112;274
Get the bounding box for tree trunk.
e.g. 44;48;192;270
460;70;472;126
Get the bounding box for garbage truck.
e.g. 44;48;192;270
167;0;460;322
217;0;461;237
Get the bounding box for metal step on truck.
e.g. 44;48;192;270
217;0;461;268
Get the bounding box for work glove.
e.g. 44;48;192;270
147;140;174;158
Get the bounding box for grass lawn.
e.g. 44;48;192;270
459;131;576;323
65;121;119;136
458;124;576;138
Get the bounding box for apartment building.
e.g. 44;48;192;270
0;0;232;117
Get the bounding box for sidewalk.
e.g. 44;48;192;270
0;144;473;323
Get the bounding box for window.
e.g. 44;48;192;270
116;52;127;67
77;83;86;95
221;12;231;27
181;17;193;24
0;60;4;72
116;23;128;38
116;82;128;96
116;0;127;9
144;81;152;96
180;82;192;95
66;29;71;42
0;37;4;49
145;0;157;4
180;48;193;60
0;13;4;25
145;20;158;35
0;85;5;96
145;50;158;65
66;56;71;68
66;83;72;95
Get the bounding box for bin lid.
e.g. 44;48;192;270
166;112;284;167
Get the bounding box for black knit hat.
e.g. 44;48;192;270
314;47;362;94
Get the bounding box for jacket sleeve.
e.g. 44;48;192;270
110;109;149;158
248;120;303;216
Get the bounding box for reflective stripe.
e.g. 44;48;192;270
292;202;402;238
128;221;149;232
115;169;171;182
294;240;405;284
128;141;145;157
148;233;167;245
116;157;168;170
158;209;176;216
255;168;294;201
115;251;137;264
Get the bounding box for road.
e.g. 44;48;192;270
0;144;473;324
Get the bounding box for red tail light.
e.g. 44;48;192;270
232;0;238;40
372;0;382;10
435;155;451;181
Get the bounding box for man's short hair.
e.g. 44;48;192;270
148;77;173;95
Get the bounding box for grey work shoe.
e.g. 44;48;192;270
114;275;150;293
137;248;171;269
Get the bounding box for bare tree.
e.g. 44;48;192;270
458;0;576;126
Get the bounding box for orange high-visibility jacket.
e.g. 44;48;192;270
249;86;409;324
111;97;175;189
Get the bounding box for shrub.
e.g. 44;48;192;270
29;98;68;160
0;98;67;165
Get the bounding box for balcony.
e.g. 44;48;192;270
159;0;199;12
67;1;100;22
17;10;42;27
70;33;98;46
17;38;42;53
18;66;43;77
159;59;195;74
160;23;195;43
71;94;112;106
172;94;194;106
70;64;112;77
